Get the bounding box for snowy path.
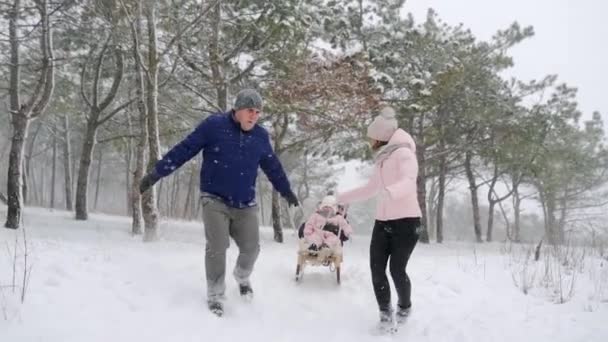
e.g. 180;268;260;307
1;207;606;342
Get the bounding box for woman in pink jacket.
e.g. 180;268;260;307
337;107;421;327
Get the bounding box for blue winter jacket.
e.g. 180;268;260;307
154;111;292;208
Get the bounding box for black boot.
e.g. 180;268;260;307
208;301;224;317
376;309;396;334
239;284;254;300
396;304;411;324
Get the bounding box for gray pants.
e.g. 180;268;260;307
201;197;260;302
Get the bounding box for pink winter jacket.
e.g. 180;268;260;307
303;211;353;248
337;129;422;220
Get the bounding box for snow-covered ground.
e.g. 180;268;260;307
1;206;607;342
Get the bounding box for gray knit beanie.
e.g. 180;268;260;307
233;89;263;111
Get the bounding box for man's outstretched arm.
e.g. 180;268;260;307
259;133;298;207
140;118;210;193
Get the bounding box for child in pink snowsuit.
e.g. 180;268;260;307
303;196;352;254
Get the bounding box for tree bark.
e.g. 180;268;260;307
5;0;55;229
143;2;161;242
183;164;196;219
170;172;180;217
486;164;499;242
258;180;266;225
486;202;496;242
75;36;125;220
24;122;43;205
75;121;97;220
512;182;521;242
557;189;568;243
270;116;289;243
40;155;46;205
436;154;447;243
464;151;483;242
208;0;227;110
50;122;57;209
132;108;145;234
415;114;430;243
543;191;559;245
128;0;147;235
62;114;73;211
5;115;29;228
426;178;437;240
271;190;283;243
124;114;133;216
94;146;103;210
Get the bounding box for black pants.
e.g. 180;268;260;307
370;217;420;312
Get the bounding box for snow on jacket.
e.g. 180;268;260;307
337;128;422;220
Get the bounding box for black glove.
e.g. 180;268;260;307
285;191;299;207
139;172;160;194
339;230;349;242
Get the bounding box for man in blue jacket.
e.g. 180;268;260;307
139;89;299;316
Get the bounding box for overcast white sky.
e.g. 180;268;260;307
404;0;608;126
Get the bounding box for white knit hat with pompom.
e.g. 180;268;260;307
366;106;398;142
320;195;337;208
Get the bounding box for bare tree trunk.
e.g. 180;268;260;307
132;120;145;233
40;157;46;205
464;151;483;243
170;172;179;217
5;0;55;229
143;2;161;241
487;165;519;242
190;165;197;219
71;141;77;204
271;190;283;243
50;123;57;209
543;191;559;245
6;116;30;228
127;0;147;235
269;116;290;243
426;178;437;240
21;159;28;207
487;202;496;242
208;0;227;110
512;182;521;242
75;35;125;220
124;115;133;216
62;114;73;210
94;146;103;210
175;174;182;218
415;114;429;243
356;0;368;51
183;164;196;219
436;154;447;243
557;189;568;243
25;122;43;205
157;180;165;212
75;121;97;220
486;164;499;242
258;180;266;225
